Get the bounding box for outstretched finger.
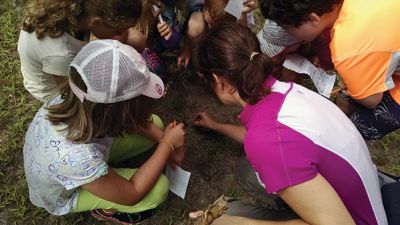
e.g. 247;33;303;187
177;57;183;67
166;122;176;129
193;113;202;124
158;23;168;32
176;122;185;129
168;160;177;170
184;57;190;68
160;29;171;37
189;210;204;219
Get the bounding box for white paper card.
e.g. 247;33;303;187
165;165;191;199
224;0;243;19
246;12;255;29
283;54;336;98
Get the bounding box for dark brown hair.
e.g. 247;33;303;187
46;67;153;143
204;0;236;25
260;0;343;27
22;0;142;39
193;22;273;105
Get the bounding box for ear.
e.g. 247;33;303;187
308;13;321;26
212;73;226;92
212;73;222;84
212;73;236;93
88;17;102;29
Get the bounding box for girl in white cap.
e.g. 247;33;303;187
23;39;185;225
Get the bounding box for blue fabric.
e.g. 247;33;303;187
350;91;400;140
381;182;400;225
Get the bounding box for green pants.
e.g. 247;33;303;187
73;115;169;213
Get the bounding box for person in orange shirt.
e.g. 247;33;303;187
260;0;400;140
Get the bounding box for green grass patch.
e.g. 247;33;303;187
0;1;42;223
369;131;400;175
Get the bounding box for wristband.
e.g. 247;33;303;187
159;139;174;151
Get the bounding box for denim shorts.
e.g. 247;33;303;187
350;91;400;140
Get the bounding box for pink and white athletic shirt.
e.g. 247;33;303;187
239;78;387;225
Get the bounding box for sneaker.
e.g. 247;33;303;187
141;48;167;81
91;208;156;225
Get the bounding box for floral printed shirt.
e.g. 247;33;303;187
23;97;112;215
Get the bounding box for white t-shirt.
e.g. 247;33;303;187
18;31;87;102
23;97;112;215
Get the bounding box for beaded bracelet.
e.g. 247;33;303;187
159;139;175;151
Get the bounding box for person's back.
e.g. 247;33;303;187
18;31;86;101
18;0;140;102
241;78;387;224
24;97;113;214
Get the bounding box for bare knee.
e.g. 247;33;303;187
187;12;206;39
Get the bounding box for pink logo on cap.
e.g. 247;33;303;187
156;84;163;95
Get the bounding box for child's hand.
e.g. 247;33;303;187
177;44;191;68
311;55;321;68
151;1;165;18
168;145;185;169
243;0;258;14
157;21;172;40
337;81;349;96
193;112;218;130
162;122;185;150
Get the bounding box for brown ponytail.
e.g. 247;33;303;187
193;22;274;105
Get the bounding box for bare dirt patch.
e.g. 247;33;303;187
144;66;246;225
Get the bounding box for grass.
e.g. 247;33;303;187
0;1;93;224
0;1;40;222
369;132;400;175
0;1;399;225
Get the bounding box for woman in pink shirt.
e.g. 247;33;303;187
191;22;387;225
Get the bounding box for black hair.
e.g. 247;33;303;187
260;0;343;27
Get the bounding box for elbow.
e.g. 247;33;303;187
187;13;206;39
124;176;169;206
123;186;147;206
111;184;145;206
125;197;142;207
355;92;384;109
357;98;380;109
364;102;379;109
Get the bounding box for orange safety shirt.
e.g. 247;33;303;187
330;0;400;104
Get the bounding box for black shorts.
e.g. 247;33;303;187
350;91;400;140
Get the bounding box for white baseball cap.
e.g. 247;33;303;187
257;19;300;57
69;39;165;103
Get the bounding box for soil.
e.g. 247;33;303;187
144;62;246;225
